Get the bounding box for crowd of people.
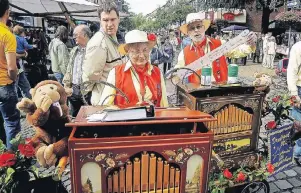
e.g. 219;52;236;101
0;0;252;149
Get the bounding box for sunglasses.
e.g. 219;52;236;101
188;25;204;31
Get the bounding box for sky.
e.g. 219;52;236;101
126;0;168;15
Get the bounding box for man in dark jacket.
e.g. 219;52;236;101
253;33;263;63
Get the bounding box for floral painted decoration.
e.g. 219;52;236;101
94;152;126;170
163;146;201;164
80;151;128;172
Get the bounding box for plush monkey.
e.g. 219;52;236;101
17;80;72;167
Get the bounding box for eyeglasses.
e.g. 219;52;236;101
188;25;203;31
129;48;150;56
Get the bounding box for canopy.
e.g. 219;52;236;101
52;0;98;6
221;25;248;32
10;0;128;22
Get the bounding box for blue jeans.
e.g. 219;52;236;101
0;83;21;149
16;72;31;99
54;72;64;85
291;86;301;158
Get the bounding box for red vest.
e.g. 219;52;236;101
114;64;163;108
183;38;228;84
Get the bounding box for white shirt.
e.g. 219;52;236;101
267;42;276;55
287;41;301;96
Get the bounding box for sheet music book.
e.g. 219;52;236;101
86;108;148;122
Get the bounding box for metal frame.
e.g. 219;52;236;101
79;80;130;106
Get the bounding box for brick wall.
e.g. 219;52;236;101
246;2;285;32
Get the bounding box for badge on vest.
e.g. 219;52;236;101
157;84;162;97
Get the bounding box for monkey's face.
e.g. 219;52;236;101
32;84;61;103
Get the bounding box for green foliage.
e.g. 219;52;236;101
0;134;37;193
267;94;295;125
9;133;25;152
198;0;255;10
0;140;6;155
209;158;273;193
119;16;135;31
122;0;195;32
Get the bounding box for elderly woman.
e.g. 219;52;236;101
99;30;168;108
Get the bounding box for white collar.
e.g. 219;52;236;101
124;60;153;75
189;36;212;51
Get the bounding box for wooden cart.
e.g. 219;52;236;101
177;83;270;193
67;107;216;193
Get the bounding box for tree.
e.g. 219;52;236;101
257;0;285;34
82;178;93;193
169;0;195;25
119;16;135;31
198;0;285;34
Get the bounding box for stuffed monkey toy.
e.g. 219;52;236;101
17;80;72;167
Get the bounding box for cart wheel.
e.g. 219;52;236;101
241;180;270;193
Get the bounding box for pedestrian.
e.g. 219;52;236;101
82;1;126;105
49;26;69;85
253;33;263;63
13;25;35;98
63;25;92;117
99;30;168;107
181;35;192;50
150;42;164;67
0;0;21;149
262;33;270;67
266;36;277;69
160;37;174;74
176;12;228;84
287;41;301;164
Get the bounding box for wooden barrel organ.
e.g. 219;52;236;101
177;84;265;171
107;151;182;193
67;107;215;193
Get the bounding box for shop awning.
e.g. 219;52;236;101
10;0;128;22
221;25;248;32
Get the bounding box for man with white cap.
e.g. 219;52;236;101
99;30;168;108
175;12;228;84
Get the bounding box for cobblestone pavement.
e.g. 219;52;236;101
20;61;299;193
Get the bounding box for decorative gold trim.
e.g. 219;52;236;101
201;103;220;113
244;99;260;111
80;151;129;172
162;146;205;164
